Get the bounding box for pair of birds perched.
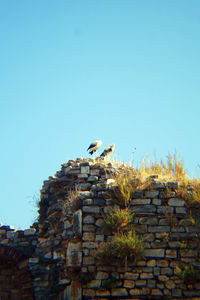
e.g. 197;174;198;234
87;140;115;158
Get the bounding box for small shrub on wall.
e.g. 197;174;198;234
104;208;134;234
97;231;144;265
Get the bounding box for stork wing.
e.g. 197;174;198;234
87;142;97;151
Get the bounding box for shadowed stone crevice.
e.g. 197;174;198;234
0;245;35;300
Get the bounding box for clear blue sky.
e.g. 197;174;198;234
1;1;200;229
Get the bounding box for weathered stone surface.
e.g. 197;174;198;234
77;183;91;191
180;249;198;257
95;218;104;227
24;229;36;236
81;166;90;174
83;198;93;205
83;216;95;224
73;209;82;235
131;205;156;214
83;232;95;241
147;259;156;267
82;289;95;297
152;199;161;205
151;288;163;296
176;207;187;214
95;235;104;242
66;242;82;267
148;226;170;233
131;199;151;205
123;280;135;288
143;249;165;258
165;280;176;289
96;271;109;279
139;217;158;225
140;273;153;279
87;176;98;182
82;242;98;249
87;280;101;288
157;206;174;214
111;288;128;296
82;206;100;213
145;191;159;198
166;249;177;258
124;272;139;280
168;198;185;206
83;224;95;232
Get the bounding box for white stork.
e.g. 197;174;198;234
100;144;115;158
87;140;102;155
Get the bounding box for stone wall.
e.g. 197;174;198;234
1;158;200;299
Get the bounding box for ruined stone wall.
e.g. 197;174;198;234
1;158;200;300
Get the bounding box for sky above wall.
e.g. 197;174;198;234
1;0;200;229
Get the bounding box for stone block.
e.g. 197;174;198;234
82;289;96;297
153;268;160;276
123;280;135;288
131;205;156;214
172;289;182;297
166;249;177;258
147;280;156;288
170;232;197;239
158;275;169;281
147;259;156;267
165;280;176;289
87;279;101;288
140;273;153;279
172;226;185;232
83;216;95;224
157;206;174;214
78;173;88;178
94;198;106;205
124;272;139;280
82;242;98;249
73;209;82;235
24;229;36;236
83;232;95;241
96;271;109;279
96;289;110;296
157;260;169;267
111;288;128;297
95;218;104;227
90;169;100;176
145;191;159;198
143;249;165;258
83;199;93;205
135;280;146;287
96;235;104;242
131;199;151;205
77;183;91;190
78;191;93;199
87;176;98;182
176;207;187;214
152;199;161;205
131;191;144;198
148;226;170;233
81;166;90;174
64;220;72;229
168;198;185;206
6;231;16;238
130;288;150;296
161;268;173;276
82;206;100;214
83;225;95;232
151;289;163;296
180;249;198;257
139;217;158;225
66;242;82;267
